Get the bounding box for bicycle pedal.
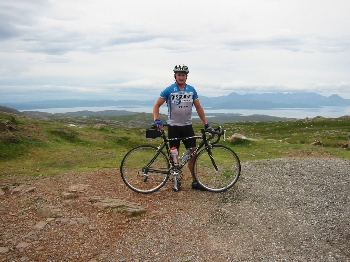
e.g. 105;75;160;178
172;186;179;192
172;182;181;192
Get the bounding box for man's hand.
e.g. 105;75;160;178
154;119;163;128
204;122;213;130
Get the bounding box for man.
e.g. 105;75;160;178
153;64;211;190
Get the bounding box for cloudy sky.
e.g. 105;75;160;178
1;0;350;103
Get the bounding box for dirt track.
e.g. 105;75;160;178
1;157;349;261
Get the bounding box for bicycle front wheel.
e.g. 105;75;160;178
193;145;241;192
120;145;170;194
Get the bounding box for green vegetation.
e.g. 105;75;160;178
220;116;350;161
1;111;349;178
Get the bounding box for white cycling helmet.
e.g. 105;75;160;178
173;64;189;74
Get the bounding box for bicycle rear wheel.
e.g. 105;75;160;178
193;145;241;192
120;145;170;193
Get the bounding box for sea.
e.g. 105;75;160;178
22;105;350;119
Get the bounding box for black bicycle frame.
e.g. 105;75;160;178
142;126;223;178
155;128;215;169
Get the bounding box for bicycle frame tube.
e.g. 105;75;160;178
179;129;221;167
167;133;210;167
142;143;169;175
155;126;220;169
179;138;206;166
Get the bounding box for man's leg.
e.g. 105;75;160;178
187;147;197;181
182;125;206;190
187;147;206;190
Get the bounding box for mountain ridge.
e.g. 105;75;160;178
2;92;350;110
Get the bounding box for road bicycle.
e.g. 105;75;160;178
120;124;241;193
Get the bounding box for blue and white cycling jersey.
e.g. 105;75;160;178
160;83;199;126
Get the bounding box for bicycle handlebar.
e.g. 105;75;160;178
202;126;224;144
205;126;224;135
151;123;225;144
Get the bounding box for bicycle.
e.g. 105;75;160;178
120;124;241;194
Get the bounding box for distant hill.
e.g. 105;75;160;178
200;92;350;109
2;92;350;111
0;105;22;115
1;99;151;110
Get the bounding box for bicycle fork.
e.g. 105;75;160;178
207;149;219;171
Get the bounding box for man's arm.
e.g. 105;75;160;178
153;97;166;121
193;99;208;124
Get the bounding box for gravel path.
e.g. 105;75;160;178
1;157;349;261
211;157;350;261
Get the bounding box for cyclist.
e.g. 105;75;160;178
153;64;211;190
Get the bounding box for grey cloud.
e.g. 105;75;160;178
1;1;188;55
0;23;19;40
0;1;75;55
226;36;303;52
0;1;49;40
314;36;350;53
45;56;72;63
108;33;157;46
226;35;350;54
0;8;24;40
106;30;189;50
22;31;84;55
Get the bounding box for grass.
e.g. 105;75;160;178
218;116;350;160
0;112;349;178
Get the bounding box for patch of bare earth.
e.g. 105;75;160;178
1;158;349;261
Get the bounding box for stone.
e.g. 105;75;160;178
61;191;79;199
0;246;9;253
337;141;348;148
57;218;70;223
229;133;247;142
93;124;105;129
25;231;39;240
76;217;88;223
36;246;45;251
20;187;36;195
68;184;90;193
37;207;58;218
10;185;25;194
311;139;324;146
16;242;31;249
89;196;147;217
34;221;48;229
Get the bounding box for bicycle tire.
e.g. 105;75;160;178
193;145;241;192
120;145;170;194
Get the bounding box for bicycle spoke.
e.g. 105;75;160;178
194;145;241;192
120;146;169;193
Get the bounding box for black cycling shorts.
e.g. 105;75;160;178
168;125;196;150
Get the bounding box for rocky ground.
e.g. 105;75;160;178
1;157;349;261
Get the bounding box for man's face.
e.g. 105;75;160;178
174;72;187;85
